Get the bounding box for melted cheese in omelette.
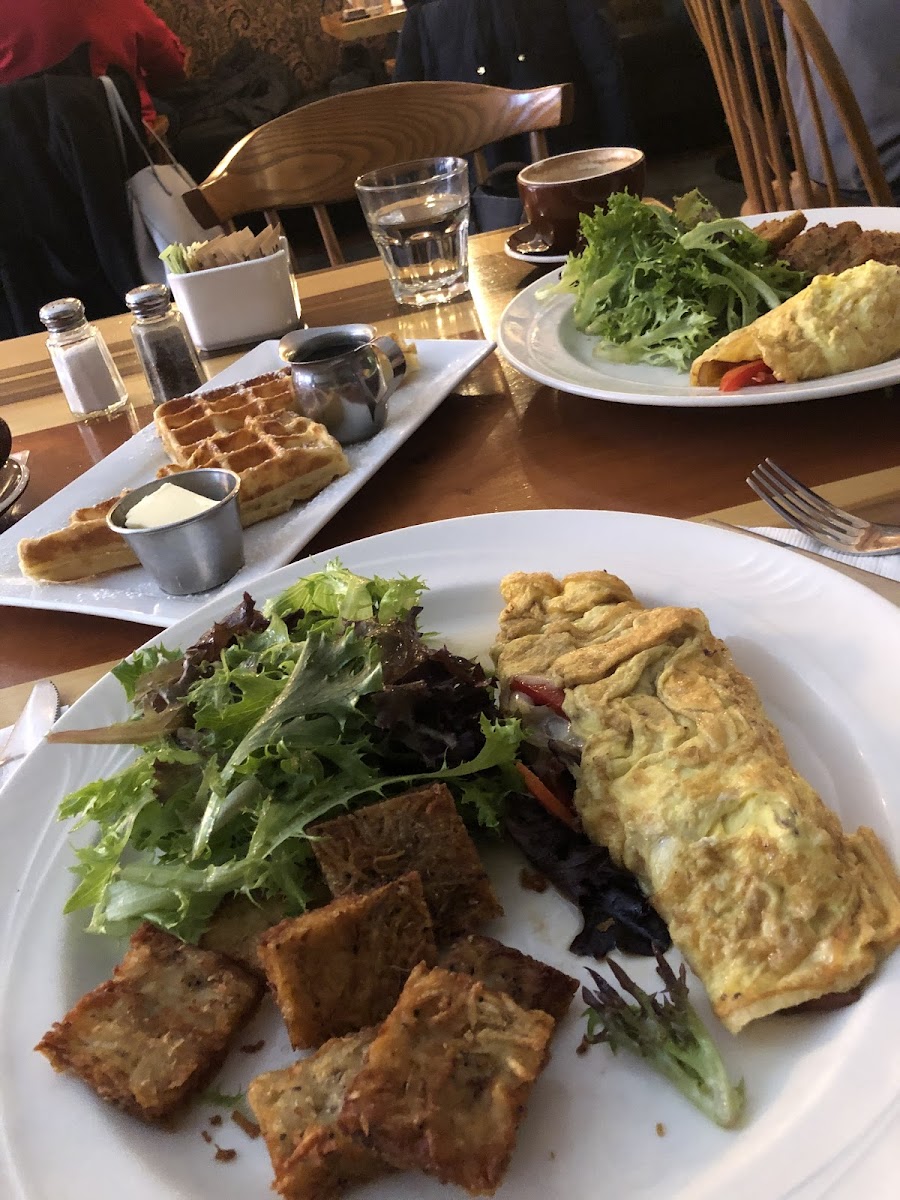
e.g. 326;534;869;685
492;570;900;1033
690;259;900;385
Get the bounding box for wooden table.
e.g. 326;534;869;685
2;227;900;720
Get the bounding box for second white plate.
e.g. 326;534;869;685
497;207;900;407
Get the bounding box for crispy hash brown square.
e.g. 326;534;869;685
311;784;503;939
35;923;263;1122
339;964;554;1197
198;893;289;977
438;934;578;1023
248;1028;387;1200
258;872;436;1049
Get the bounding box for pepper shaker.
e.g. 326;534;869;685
39;298;130;422
126;283;205;405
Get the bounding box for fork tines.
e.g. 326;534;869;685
747;458;865;551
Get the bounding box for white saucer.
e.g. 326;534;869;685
504;225;570;265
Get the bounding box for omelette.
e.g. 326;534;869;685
690;259;900;386
492;570;900;1033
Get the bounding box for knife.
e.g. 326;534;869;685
0;679;60;768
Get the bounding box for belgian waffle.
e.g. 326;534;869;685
19;384;350;582
154;370;297;464
158;412;349;526
18;495;139;583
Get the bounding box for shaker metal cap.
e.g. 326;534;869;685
38;297;86;333
125;283;171;319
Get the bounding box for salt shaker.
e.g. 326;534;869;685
125;283;205;405
39;298;129;421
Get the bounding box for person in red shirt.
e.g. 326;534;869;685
0;0;187;123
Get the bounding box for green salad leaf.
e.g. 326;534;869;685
267;559;426;624
581;952;745;1129
198;1086;246;1108
546;190;808;370
57;564;521;941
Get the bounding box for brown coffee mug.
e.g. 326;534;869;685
517;147;646;254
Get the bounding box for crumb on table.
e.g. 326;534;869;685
519;866;548;893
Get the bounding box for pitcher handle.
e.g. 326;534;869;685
372;335;407;386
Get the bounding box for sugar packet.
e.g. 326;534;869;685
161;225;283;274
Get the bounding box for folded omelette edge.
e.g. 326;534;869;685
491;569;900;1033
689;259;900;386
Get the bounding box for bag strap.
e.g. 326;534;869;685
99;75;187;194
99;75;129;165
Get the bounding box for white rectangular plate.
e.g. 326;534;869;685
0;338;494;626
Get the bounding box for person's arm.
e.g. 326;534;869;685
133;0;187;88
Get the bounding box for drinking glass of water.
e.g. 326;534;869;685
355;156;470;308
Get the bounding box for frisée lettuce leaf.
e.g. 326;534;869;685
545;190;808;370
57;564;522;941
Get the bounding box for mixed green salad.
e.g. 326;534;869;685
54;563;523;942
49;561;745;1128
547;190;808;370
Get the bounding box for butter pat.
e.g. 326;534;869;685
125;482;218;529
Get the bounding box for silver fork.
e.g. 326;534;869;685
746;458;900;556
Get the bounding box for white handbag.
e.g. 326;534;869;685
100;76;225;284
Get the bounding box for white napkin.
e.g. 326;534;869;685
751;527;900;581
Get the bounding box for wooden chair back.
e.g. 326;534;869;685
184;80;575;264
683;0;892;212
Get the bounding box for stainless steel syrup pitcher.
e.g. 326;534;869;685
279;324;407;444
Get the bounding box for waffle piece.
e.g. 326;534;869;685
154;370;297;463
17;494;139;583
19;411;349;582
158;411;349;527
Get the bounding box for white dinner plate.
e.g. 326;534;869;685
497;206;900;407
0;337;493;626
1;509;898;1200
